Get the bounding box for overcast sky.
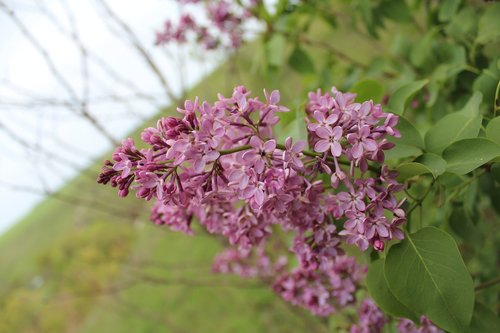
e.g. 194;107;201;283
0;0;224;233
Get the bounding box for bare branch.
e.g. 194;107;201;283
94;0;179;103
0;2;120;145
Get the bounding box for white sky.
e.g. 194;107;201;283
0;0;226;233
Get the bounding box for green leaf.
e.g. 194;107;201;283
459;91;483;117
350;79;384;103
397;162;434;181
424;93;483;154
379;0;411;23
465;302;500;333
366;260;418;321
443;138;500;175
388;80;428;115
277;114;307;144
410;29;437;69
473;62;500;103
486;116;500;146
445;7;478;44
448;206;482;244
385;227;475;333
385;144;422;161
415;153;447;177
425;114;482;154
439;0;461;22
288;46;315;74
476;3;500;44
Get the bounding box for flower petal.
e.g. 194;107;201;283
314;140;330;153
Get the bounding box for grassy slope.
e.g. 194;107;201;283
0;17;379;332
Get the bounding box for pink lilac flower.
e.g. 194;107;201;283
242;136;276;173
350;299;388;333
397;316;444;333
155;1;257;50
282;136;306;169
273;255;365;316
314;126;343;157
98;85;406;316
213;246;287;278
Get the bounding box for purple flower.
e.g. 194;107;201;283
308;110;339;132
347;125;378;159
397;316;444;333
314;126;343;157
350;299;387;333
283;136;306;169
242;136;276;173
99;85;408;317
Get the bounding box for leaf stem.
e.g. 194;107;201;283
494;79;500;118
407;179;436;215
220;143;380;173
219;145;251;155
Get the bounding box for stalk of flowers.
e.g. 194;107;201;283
98;85;405;315
155;0;257;50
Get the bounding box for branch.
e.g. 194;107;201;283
0;3;119;145
475;276;500;291
95;0;178;103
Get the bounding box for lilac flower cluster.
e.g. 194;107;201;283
398;316;444;333
349;300;443;333
350;299;387;333
213;246;287;278
155;1;256;50
305;88;405;252
98;85;405;316
273;255;366;316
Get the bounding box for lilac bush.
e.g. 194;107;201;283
98;85;406;316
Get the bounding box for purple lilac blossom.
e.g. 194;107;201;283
350;299;388;333
398;316;444;333
155;1;256;50
98;85;405;316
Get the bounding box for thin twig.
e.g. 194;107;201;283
475;276;500;291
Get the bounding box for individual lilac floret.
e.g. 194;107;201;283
283;136;306;169
314;126;343;157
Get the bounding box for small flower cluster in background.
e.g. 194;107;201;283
397;316;445;333
155;0;257;50
350;300;443;333
98;85;406;318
